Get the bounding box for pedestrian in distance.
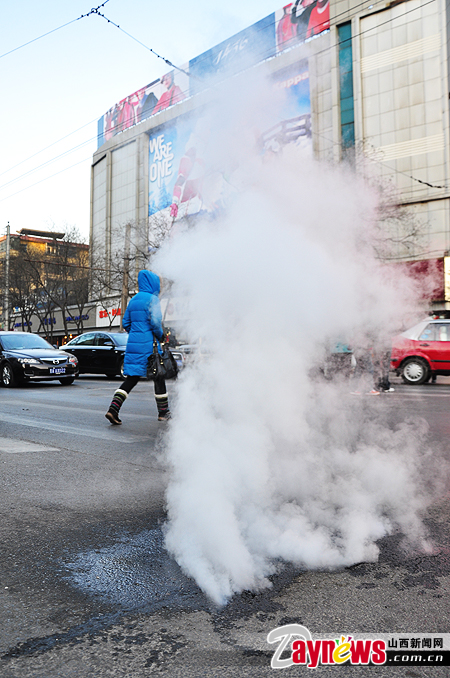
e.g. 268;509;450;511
374;347;395;393
105;269;171;425
350;334;380;395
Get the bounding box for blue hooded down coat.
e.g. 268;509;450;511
122;270;164;377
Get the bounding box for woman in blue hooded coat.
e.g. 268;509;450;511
105;270;171;424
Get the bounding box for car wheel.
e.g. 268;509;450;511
2;363;16;387
59;377;75;385
401;357;429;385
120;359;125;379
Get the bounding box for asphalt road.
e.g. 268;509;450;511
0;374;449;677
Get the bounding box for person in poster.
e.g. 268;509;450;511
169;120;209;218
127;90;143;127
306;0;330;38
104;106;116;141
117;97;135;132
139;86;159;121
276;4;297;51
148;117;230;221
290;0;317;43
153;72;186;116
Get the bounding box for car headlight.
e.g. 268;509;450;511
68;356;78;364
17;358;40;364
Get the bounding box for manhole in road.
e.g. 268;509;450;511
63;528;207;611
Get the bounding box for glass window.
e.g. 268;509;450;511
96;333;114;346
402;321;428;339
437;324;450;341
74;333;96;346
0;333;53;350
418;325;435;341
112;333;128;346
338;22;354;150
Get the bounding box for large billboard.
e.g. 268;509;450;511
97;2;329;147
148;114;215;219
275;0;330;53
97;70;190;146
148;61;312;222
188;14;276;96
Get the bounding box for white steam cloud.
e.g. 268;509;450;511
153;73;439;605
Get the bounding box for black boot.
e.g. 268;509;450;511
105;389;127;425
155;392;171;421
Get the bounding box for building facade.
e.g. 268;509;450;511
0;228;90;343
91;0;450;315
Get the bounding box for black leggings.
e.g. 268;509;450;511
120;375;167;396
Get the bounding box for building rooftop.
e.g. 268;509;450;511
17;228;65;239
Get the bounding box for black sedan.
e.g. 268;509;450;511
0;331;79;387
62;331;128;377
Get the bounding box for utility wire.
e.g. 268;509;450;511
0;18;80;59
0;117;99;178
0;155;93;203
87;6;196;81
0;137;97;191
0;1;111;60
312;129;448;192
0;0;193;81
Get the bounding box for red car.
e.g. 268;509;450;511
391;318;450;384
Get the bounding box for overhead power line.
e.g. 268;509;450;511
85;5;195;80
0;155;93;203
0;117;99;179
0;136;97;191
0;0;193;81
0;1;111;60
0;18;80;59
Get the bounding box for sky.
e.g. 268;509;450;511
0;0;280;242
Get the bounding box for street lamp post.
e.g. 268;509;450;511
120;222;131;331
3;222;10;330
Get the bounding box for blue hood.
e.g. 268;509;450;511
138;270;160;295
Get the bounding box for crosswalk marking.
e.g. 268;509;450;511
0;412;149;443
397;391;450;397
0;438;60;454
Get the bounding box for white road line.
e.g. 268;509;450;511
0;412;149;443
397;392;450;397
1;398;155;419
0;438;60;454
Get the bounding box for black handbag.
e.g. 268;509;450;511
148;340;179;380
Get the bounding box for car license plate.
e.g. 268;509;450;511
50;367;66;374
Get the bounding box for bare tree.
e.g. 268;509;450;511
90;214;174;326
355;143;428;262
2;227;90;338
47;226;90;336
3;253;36;331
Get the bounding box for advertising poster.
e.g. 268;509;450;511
275;0;330;53
148;116;216;219
98;3;330;148
97;69;189;147
148;61;311;222
261;61;312;153
188;14;276;96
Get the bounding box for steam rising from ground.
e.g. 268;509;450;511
153;77;439;605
